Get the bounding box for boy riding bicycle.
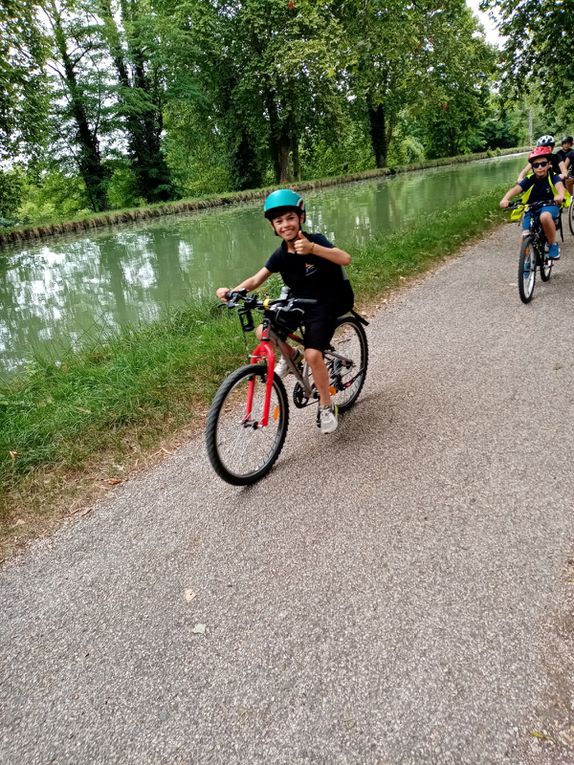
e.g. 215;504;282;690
216;189;354;434
500;146;565;260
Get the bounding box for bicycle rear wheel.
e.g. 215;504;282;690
518;237;536;303
325;317;368;413
205;364;289;485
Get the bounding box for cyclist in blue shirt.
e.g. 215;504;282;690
500;146;565;260
216;189;354;434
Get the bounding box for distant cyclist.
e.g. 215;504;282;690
557;136;574;195
517;135;567;182
501;146;565;260
215;189;354;434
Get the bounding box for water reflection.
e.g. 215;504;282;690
0;155;525;377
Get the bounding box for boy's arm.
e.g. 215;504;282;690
553;179;565;205
216;267;271;301
559;159;568;178
293;232;351;265
517;162;530;182
500;184;523;208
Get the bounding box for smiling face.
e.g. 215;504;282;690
530;158;550;178
270;210;302;242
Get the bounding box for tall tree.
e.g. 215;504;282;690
177;0;346;187
95;0;173;202
333;0;427;168
411;1;496;157
483;0;574;113
42;0;110;211
0;0;49;161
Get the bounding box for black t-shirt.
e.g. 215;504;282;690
549;153;562;174
519;172;562;203
265;232;354;320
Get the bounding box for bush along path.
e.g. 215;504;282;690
0;186;510;559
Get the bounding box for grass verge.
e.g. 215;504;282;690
0;186;509;559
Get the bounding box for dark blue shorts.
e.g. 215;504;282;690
522;204;560;230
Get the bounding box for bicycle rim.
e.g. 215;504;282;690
205;365;289;485
325;318;368;413
540;247;552;281
569;201;574;236
518;238;536;303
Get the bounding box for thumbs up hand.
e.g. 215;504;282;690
293;230;314;256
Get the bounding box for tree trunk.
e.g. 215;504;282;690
230;130;263;190
368;101;387;169
292;136;300;180
266;94;295;183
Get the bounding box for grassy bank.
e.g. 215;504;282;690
0;148;526;249
0;185;509;558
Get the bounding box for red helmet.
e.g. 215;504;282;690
528;146;552;163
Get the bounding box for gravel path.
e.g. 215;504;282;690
2;222;574;764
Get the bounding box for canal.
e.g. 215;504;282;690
0;154;525;378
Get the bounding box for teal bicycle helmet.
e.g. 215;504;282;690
263;189;305;220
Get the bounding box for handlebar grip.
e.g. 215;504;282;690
225;288;248;302
292;298;318;306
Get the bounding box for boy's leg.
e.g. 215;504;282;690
304;348;331;406
539;208;559;244
303;318;337;407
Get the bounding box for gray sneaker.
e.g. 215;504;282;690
319;404;338;434
275;349;302;379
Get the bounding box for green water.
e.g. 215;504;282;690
0;154;525;378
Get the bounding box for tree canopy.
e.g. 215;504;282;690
2;0;561;221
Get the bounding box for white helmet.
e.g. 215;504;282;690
537;134;555;147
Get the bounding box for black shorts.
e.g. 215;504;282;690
303;318;337;352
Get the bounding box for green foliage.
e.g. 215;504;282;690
485;0;574;113
0;0;50;161
300;120;375;179
17;170;91;225
0;167;25;223
105;164;145;209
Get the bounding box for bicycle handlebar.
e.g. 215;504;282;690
224;290;317;312
508;199;555;211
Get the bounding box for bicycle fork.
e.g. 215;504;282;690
244;325;276;428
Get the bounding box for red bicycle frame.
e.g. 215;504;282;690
244;317;276;428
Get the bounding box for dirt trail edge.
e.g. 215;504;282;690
2;222;573;765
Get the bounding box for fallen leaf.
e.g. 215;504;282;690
529;730;554;742
191;623;206;634
105;478;122;485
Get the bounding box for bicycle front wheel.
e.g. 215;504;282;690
205;364;289;485
569;200;574;236
540;246;553;282
326;317;368;413
518;237;536;303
